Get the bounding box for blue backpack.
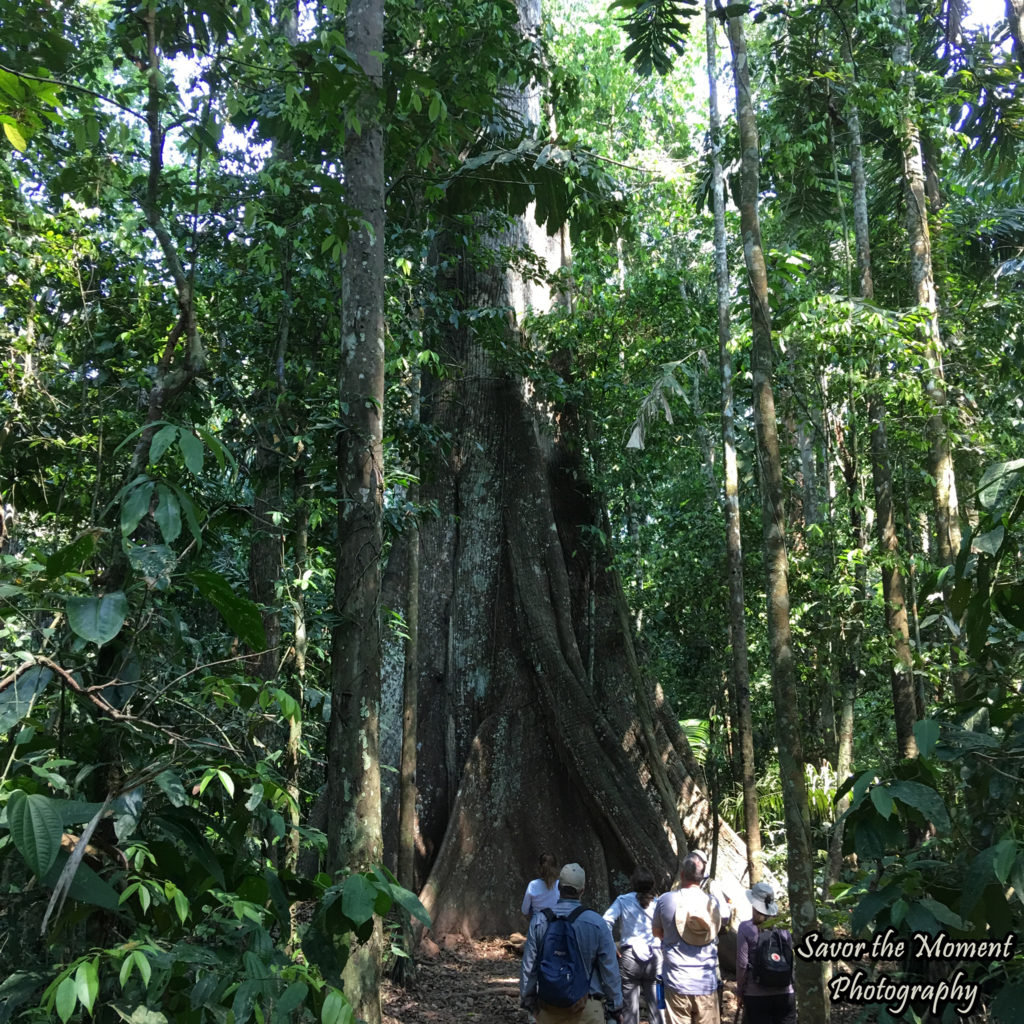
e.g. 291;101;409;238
537;906;593;1009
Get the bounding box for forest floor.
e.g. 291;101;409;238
381;934;782;1024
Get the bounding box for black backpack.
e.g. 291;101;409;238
537;906;593;1009
752;927;794;988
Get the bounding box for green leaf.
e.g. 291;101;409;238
4;121;27;152
870;786;894;820
55;976;77;1024
850;885;899;934
321;990;353;1024
0;666;53;733
153;485;182;544
276;982;308;1016
188;571;266;650
342;873;378;926
917;898;970;930
887;781;951;833
231;979;257;1024
993;839;1017;885
388;882;432;927
46;533;98;578
110;1005;168;1024
972;525;1005;556
75;960;99;1015
977;459;1024;512
149;424;179;465
992;984;1024;1024
42;853;121;910
154;770;187;807
7;790;63;877
66;592;128;646
178;430;204;475
904;901;940;935
913;719;940;758
121;479;155;537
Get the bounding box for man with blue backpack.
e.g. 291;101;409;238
520;862;625;1023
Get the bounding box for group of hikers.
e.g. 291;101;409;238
518;850;796;1024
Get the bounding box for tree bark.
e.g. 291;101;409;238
891;0;961;568
325;0;386;1017
726;12;828;1018
870;401;918;759
705;0;760;886
398;369;420;893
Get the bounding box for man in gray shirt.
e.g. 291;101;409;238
520;862;624;1023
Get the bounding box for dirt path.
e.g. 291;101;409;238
380;936;745;1024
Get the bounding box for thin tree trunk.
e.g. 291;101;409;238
891;0;961;568
706;0;760;886
870;401;918;758
398;370;421;892
842;26;918;759
727;12;827;1017
325;0;386;1016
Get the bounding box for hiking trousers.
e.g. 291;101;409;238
537;996;606;1024
741;993;796;1024
619;947;662;1024
663;989;719;1024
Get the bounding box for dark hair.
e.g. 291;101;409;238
631;867;656;908
681;852;706;885
539;852;558;889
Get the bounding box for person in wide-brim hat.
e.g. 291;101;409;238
736;882;795;1024
745;882;778;918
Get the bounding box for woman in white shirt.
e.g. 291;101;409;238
520;852;560;920
603;866;662;1024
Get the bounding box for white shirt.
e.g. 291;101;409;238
521;877;560;916
603;891;659;960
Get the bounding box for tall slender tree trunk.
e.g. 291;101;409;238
840;30;918;759
705;0;760;886
891;0;961;568
325;0;386;1017
398;370;421;892
726;12;827;1018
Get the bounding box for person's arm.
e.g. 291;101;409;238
594;918;625;1017
521;882;533;917
651;896;665;941
602;896;621;938
735;922;752;998
520;915;543;1010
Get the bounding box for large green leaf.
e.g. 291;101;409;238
41;851;121;910
66;592;128;646
178;430;204;475
341;873;378;926
188;570;266;650
7;790;63;877
121;479;155;537
887;781;951;833
153;484;182;544
46;533;97;579
0;666;53;734
992;984;1024;1023
977;459;1024;512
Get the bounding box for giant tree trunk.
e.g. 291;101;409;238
726;12;829;1020
385;0;751;937
325;0;385;1017
705;0;760;886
